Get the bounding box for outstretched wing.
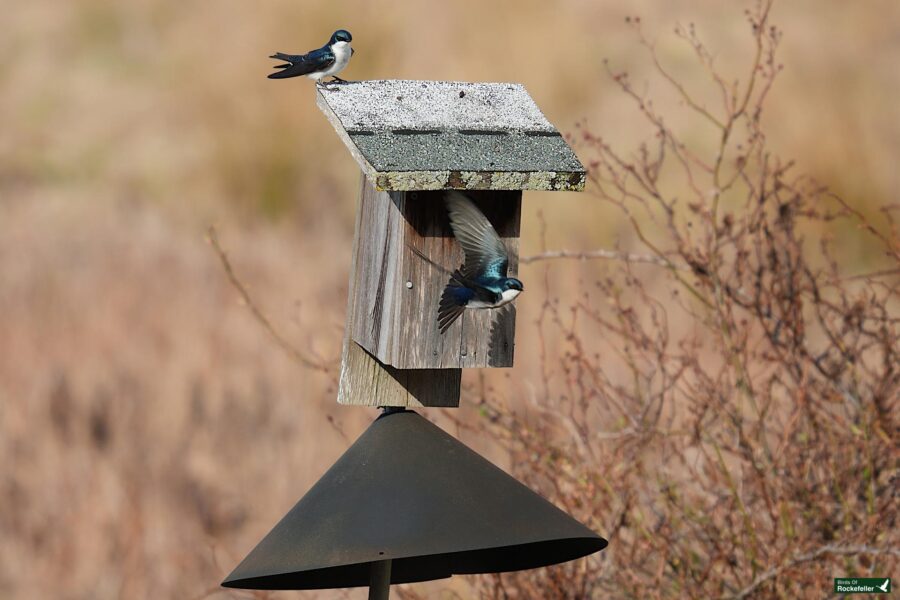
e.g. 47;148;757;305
268;47;335;79
444;191;509;280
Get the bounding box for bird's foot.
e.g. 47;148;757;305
317;78;347;89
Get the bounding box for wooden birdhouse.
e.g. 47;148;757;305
317;80;585;407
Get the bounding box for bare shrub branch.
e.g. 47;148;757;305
521;249;681;269
207;226;333;374
728;545;900;600
467;1;899;597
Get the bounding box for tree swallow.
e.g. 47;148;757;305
437;191;524;333
268;30;354;83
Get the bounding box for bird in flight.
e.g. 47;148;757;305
268;30;354;83
437;192;524;333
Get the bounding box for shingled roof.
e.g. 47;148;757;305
316;80;585;192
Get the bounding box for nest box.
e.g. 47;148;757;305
318;80;585;407
223;81;605;600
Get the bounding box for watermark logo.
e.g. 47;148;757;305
834;578;891;594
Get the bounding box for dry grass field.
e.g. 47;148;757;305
1;1;897;598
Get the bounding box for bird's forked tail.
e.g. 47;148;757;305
438;271;473;333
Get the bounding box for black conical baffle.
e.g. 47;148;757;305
222;409;606;590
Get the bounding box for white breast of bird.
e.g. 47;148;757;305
327;42;352;74
468;289;521;310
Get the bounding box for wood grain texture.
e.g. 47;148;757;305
337;340;461;407
338;174;461;408
348;177;521;369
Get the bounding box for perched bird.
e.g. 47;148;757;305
437;192;524;333
268;30;354;82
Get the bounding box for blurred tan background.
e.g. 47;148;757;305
1;0;897;598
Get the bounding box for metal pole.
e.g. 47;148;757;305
368;559;392;600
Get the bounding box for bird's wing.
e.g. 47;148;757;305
268;47;335;79
438;270;474;333
445;191;509;280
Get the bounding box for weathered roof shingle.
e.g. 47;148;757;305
317;80;585;191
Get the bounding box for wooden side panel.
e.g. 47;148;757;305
338;341;461;407
347;177;521;370
349;181;402;360
339;175;461;407
396;190;520;369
